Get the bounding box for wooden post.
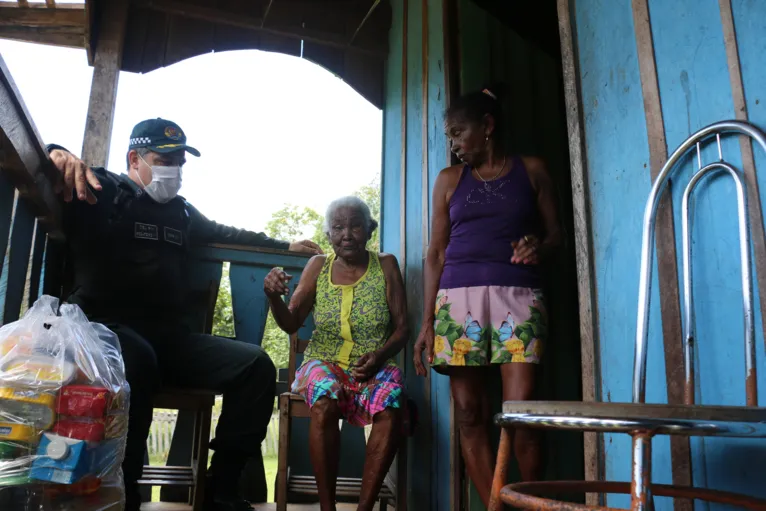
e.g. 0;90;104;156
81;0;128;167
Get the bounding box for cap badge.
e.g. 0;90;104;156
164;126;182;140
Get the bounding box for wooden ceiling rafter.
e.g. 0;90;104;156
0;1;86;48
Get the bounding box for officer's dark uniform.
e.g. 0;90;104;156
47;119;285;511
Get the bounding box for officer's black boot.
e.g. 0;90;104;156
205;451;252;511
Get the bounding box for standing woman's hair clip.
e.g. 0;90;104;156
482;88;497;100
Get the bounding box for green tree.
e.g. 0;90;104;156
353;177;381;252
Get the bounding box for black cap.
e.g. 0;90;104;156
128;118;200;157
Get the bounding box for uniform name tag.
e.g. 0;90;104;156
134;223;158;240
164;227;183;246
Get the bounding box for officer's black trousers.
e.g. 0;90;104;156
100;320;277;508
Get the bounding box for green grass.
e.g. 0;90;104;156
148;454;278;503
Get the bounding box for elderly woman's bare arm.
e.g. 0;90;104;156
378;253;409;360
264;255;325;334
350;253;408;381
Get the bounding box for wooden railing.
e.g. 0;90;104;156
0;55;63;324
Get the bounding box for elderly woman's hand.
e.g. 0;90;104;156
264;267;293;297
351;351;382;382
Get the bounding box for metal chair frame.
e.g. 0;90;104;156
488;120;766;511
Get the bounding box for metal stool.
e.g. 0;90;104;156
489;120;766;511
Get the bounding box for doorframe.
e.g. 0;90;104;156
555;0;604;505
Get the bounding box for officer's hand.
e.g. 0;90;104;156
289;240;323;255
49;149;102;204
264;268;293;297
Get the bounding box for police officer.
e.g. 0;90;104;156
47;118;321;511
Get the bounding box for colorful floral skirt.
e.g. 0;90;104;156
431;286;547;367
291;358;404;427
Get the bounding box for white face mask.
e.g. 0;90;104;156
137;155;182;203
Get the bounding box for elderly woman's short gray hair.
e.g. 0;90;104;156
324;196;379;235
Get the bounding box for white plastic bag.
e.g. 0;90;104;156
0;296;129;511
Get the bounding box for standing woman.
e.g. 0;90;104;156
413;87;561;507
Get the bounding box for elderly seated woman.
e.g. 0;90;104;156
264;196;408;511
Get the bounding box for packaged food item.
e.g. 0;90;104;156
53;419;105;443
0;296;129;510
56;386;110;419
0;439;31;487
0;355;76;389
31;433;92;485
0;421;35;443
0;387;56;429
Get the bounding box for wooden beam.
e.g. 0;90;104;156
0;1;83;9
0;3;85;48
556;0;603;505
719;0;766;361
631;2;692;510
134;0;387;57
0;5;85;27
81;0;128;168
0;26;84;48
0;55;63;239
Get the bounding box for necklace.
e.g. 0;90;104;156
473;157;507;190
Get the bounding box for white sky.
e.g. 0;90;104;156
0;39;382;234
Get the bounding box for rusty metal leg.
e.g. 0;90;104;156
631;433;654;511
488;427;513;511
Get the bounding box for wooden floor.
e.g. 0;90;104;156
141;503;376;510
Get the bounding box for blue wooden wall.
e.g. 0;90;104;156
572;0;766;509
381;0;452;508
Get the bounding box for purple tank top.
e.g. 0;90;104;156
440;157;542;289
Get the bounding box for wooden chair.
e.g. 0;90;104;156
137;388;216;511
276;334;408;511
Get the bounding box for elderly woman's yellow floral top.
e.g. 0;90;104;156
303;251;395;369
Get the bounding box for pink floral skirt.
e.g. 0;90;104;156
431;286;547;367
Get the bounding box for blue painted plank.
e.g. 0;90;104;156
574;1;668;508
2;196;36;324
426;0;452;509
192;246;312;273
401;0;433;507
381;0;404;263
649;0;766;506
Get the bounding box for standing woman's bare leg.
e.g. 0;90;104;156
450;368;494;507
308;397;343;510
499;362;542;481
358;408;402;511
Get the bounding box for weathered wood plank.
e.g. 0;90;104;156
719;0;766;359
631;2;692;510
0;5;84;26
0;26;84;48
25;221;46;308
80;0;128;168
0;55;62;239
555;0;602;504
